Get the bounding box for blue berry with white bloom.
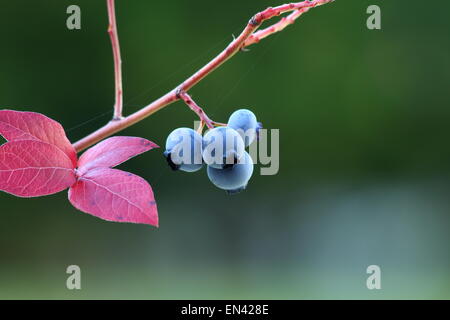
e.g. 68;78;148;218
202;126;245;169
227;109;261;147
164;128;203;172
207;151;254;194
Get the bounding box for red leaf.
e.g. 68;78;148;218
0;140;76;197
0;110;77;167
77;136;158;174
68;168;158;226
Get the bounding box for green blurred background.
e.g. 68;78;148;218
0;0;449;299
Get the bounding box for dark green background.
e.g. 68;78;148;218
0;0;449;299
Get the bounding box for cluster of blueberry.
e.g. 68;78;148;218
164;109;261;194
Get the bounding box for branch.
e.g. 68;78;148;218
73;0;334;152
107;0;123;120
244;8;310;47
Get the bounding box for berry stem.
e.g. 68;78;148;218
196;120;205;134
211;121;227;127
107;0;123;120
177;90;215;129
73;0;334;152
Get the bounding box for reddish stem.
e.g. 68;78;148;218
251;0;331;24
177;91;215;129
244;8;310;47
107;0;123;120
73;0;334;152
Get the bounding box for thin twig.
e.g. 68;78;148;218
177;90;215;129
244;8;310;47
107;0;123;120
73;0;334;152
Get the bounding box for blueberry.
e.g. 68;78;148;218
202;126;245;169
164;128;203;172
227;109;261;147
207;151;254;194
